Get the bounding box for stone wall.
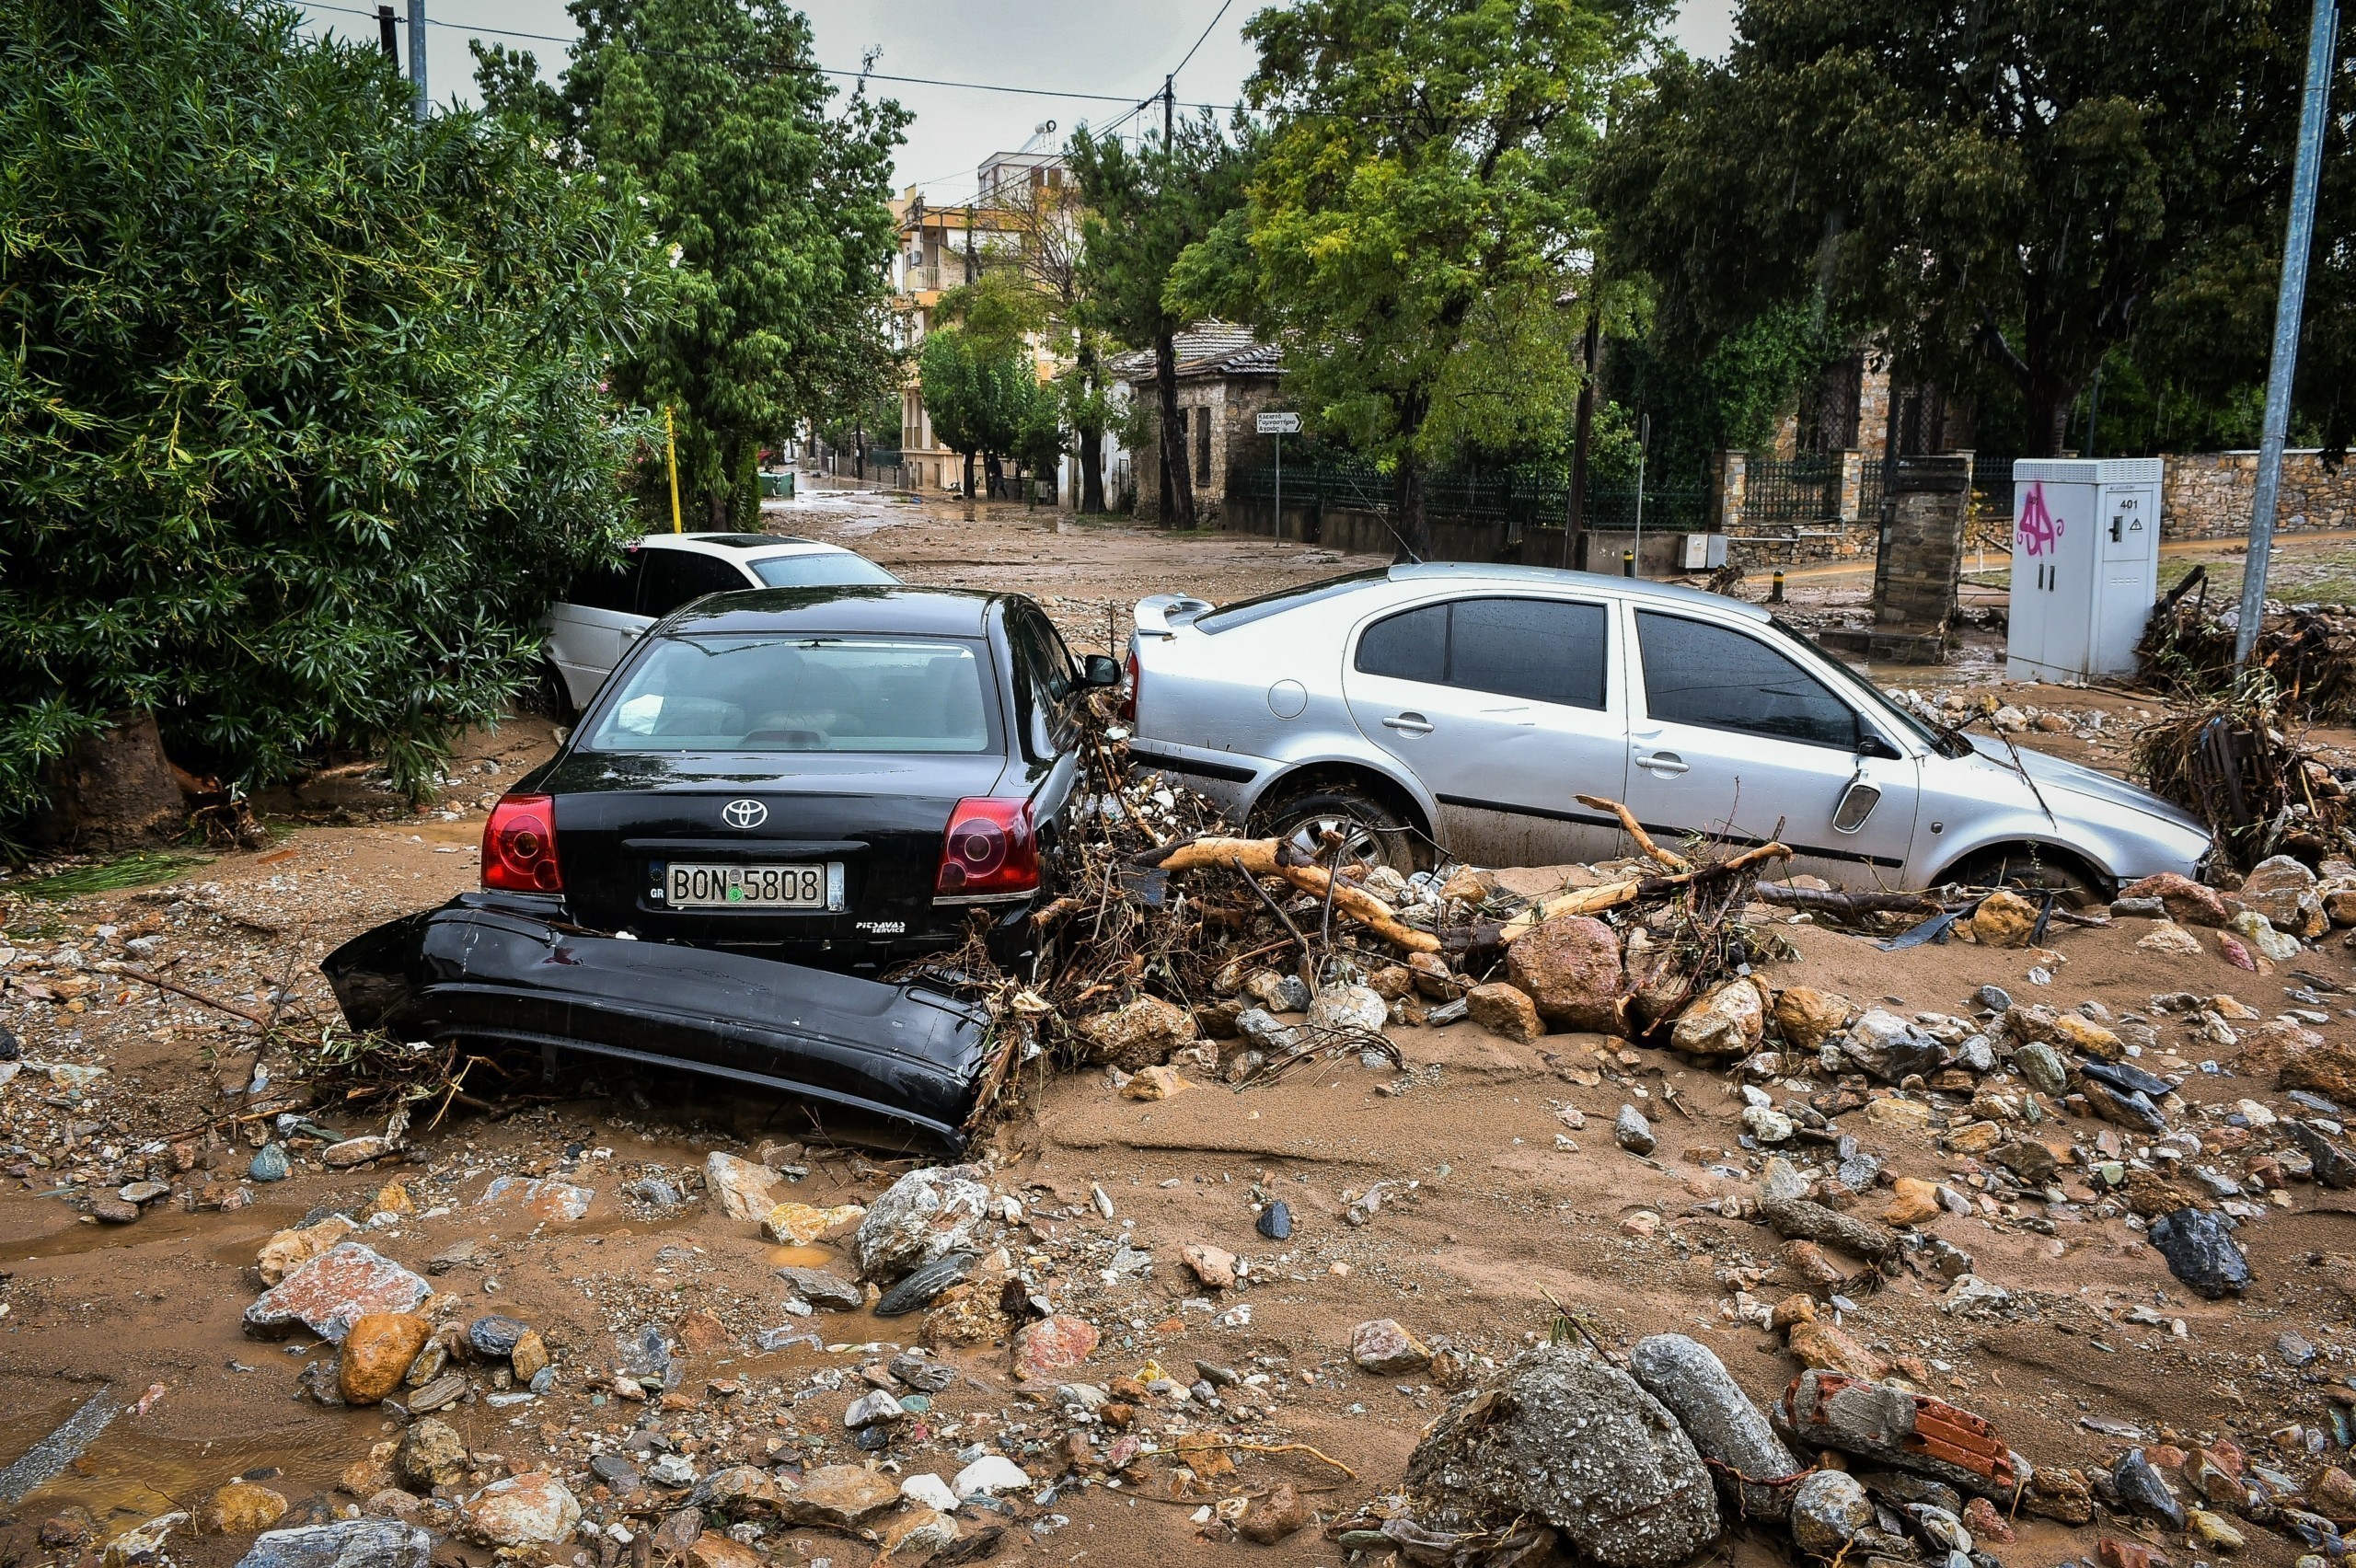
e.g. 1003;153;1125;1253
1131;377;1283;524
2160;451;2356;539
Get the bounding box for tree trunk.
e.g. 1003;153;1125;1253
1564;316;1601;570
1155;332;1195;528
962;450;976;519
2024;382;2071;458
30;710;185;851
1077;344;1106;514
1392;457;1430;563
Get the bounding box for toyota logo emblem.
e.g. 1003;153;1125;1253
721;799;768;829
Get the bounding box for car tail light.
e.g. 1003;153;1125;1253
1117;646;1139;721
935;797;1038;897
483;794;563;893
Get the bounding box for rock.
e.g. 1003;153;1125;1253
1786;1319;1889;1381
102;1514;187;1568
1741;1104;1795;1144
1614;1105;1656;1155
256;1215;359;1286
1309;984;1388;1032
1958;1494;2014;1545
1883;1178;1944;1227
687;1538;762;1568
1629;1334;1800;1520
2292;1119;2356;1188
1409;951;1464;1000
393;1419;468;1492
953;1456;1031;1498
878;1509;958;1560
2278;1041;2356;1103
320;1136;392;1168
1789;1470;1874;1557
759;1201;863;1246
1842;1009;1946;1081
1507;914;1625;1033
2316;1467;2356;1522
86;1194;138;1224
1257;1200;1293;1240
2119;871;2234;927
901;1473;960;1513
2189;1508;2246;1551
201;1483;288;1536
776;1265;863;1311
1012;1313;1098;1382
1671;978;1766;1056
248;1144;291;1182
2242;855;2326;936
467;1313;529;1357
687;1465;780;1513
509;1329;548;1383
1233;1007;1298;1054
245;1244;429;1343
703;1152;780;1220
1077;995;1196;1070
1781;1370;2027;1497
1238;1482;1311;1544
460;1474;578;1548
844;1389;906;1429
1466;981;1544;1044
1120;1063;1188;1101
1404;1344;1718;1568
477;1175;592;1222
1773;987;1853;1051
1970;889;2040;947
2148;1206;2251;1297
854;1166;989;1283
875;1251;977;1318
337;1313;430;1406
232;1521;430;1568
1351;1318;1432;1374
2112;1448;2186;1529
1182;1243;1239;1290
1988;1139;2059;1183
2232;909;2304;961
2014;1041;2067;1096
2004;1003;2123;1060
2136;920;2206;955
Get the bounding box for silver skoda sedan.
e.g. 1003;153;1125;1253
1123;563;2211;897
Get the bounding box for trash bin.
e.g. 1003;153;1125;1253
759;471;794;499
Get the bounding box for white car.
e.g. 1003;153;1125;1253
1126;563;2212;898
540;533;898;715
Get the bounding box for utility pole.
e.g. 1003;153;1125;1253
375;5;398;62
2235;0;2339;663
1163;75;1175;159
406;0;428;121
1562;311;1600;569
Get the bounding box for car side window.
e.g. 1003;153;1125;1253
563;553;641;614
637;550;744;619
1009;610;1073;755
1635;611;1857;749
1355;597;1607;709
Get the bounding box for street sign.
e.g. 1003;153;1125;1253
1257;411;1301;434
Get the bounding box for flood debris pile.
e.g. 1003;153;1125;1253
2134;680;2356;872
2141;568;2356;724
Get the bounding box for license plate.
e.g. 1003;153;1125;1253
663;862;841;910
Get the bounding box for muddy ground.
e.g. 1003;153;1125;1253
6;487;2356;1568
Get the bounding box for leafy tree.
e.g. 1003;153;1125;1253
1597;0;2342;456
481;0;909;526
917;326;1053;501
0;0;676;835
1182;0;1661;559
1068;113;1253;526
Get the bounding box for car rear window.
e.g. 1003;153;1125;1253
1357;596;1609;709
747;553;898;589
1193;569;1388;634
588;635;991;753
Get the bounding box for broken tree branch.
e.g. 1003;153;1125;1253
1141;836;1440;952
1575;794;1690;872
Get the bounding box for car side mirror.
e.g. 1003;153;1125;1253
1856;732;1901;760
1080;653;1122;688
1831;775;1883;834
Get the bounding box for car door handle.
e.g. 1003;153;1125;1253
1381;712;1435;735
1635;750;1688;777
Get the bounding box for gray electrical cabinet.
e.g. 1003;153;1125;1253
2004;457;2163;683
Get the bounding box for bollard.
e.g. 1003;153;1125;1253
1770;570;1786;604
1622;548;1635;578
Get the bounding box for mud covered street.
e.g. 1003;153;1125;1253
9;492;2356;1568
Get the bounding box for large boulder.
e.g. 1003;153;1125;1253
1669;979;1764;1057
2118;871;2235;927
244;1244;428;1343
852;1166;988;1284
232;1521;430;1568
1076;996;1196;1070
256;1216;358;1287
1465;982;1543;1044
459;1475;579;1549
1405;1345;1719;1568
1628;1334;1799;1520
2241;855;2327;938
1506;916;1625;1034
703;1153;780;1221
337;1314;431;1406
1772;987;1853;1051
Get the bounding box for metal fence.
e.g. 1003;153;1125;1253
1230;460;1707;535
1744;455;1884;525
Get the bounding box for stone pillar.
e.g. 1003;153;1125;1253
1837;450;1863;523
1867;455;1972;661
1708;450;1746;533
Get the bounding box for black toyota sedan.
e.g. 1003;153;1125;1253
325;586;1120;1152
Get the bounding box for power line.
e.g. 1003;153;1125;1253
1170;0;1238;81
300;2;1240;110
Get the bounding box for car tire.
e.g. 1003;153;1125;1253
1946;846;2108;909
1256;788;1421;879
529;660;577;725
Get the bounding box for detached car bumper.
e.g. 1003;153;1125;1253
322;895;996;1155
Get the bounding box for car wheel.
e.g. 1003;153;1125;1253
1258;789;1420;879
530;660;576;725
1946;847;2108;909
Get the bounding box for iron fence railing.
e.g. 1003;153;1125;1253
1230;460;1706;534
1747;455;1843;524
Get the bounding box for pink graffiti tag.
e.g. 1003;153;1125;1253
2016;481;2062;557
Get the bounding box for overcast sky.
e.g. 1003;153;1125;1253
298;0;1738;206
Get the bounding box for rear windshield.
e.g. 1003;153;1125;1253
747;553;898;589
1193;569;1388;634
588;635;991;753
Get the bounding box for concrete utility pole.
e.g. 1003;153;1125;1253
407;0;428;122
2235;0;2339;664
